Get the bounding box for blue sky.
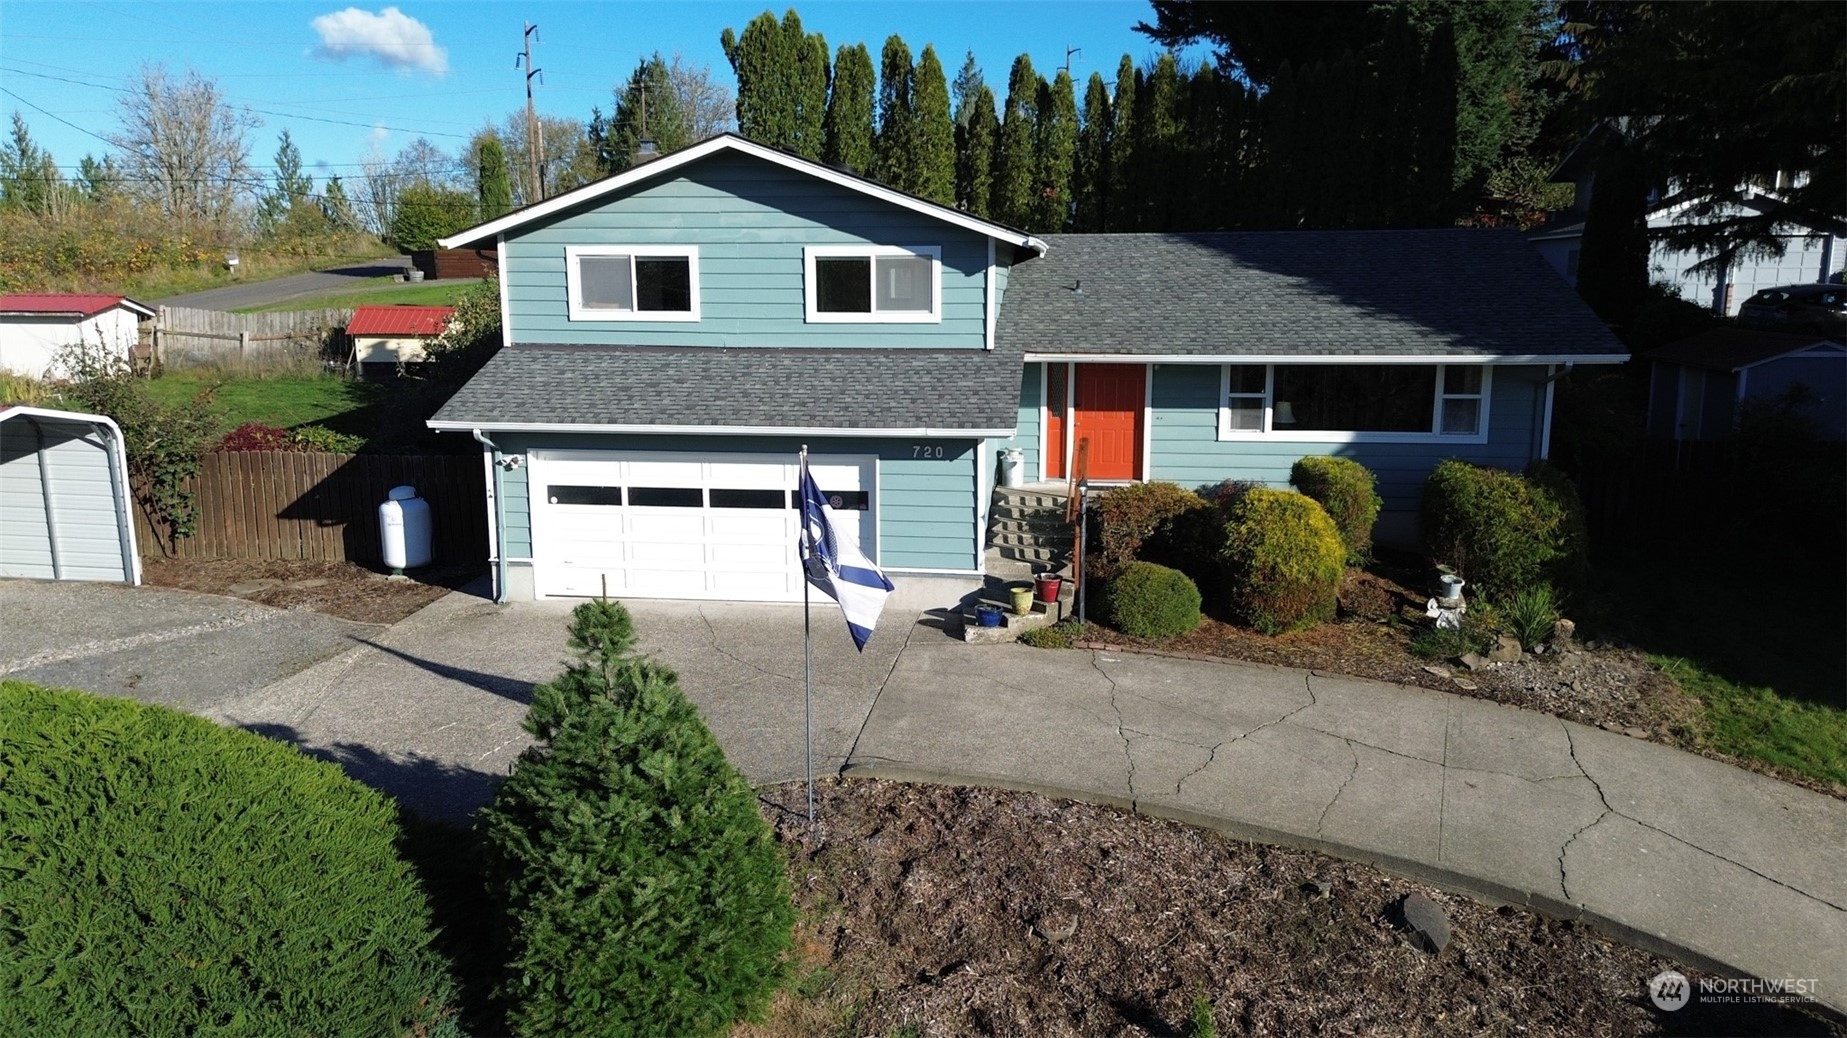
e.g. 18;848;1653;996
0;1;1201;183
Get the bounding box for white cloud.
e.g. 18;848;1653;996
311;7;448;75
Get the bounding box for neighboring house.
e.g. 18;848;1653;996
0;294;156;379
1643;328;1846;441
346;304;456;373
1528;125;1845;315
429;134;1626;604
0;405;141;584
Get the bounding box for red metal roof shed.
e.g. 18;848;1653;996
0;294;156;319
346;305;455;337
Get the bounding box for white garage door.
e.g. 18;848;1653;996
527;450;875;602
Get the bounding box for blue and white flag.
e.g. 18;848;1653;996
800;467;893;651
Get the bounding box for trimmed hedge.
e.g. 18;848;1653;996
0;682;457;1038
481;600;794;1038
1421;459;1586;596
1220;489;1346;635
1289;456;1382;565
1108;561;1203;638
1090;481;1210;580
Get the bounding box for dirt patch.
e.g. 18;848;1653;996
742;780;1838;1038
139;557;480;625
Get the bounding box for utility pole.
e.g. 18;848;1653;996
1062;45;1082;74
516;23;543;203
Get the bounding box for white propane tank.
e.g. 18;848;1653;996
1001;447;1026;488
379;485;432;573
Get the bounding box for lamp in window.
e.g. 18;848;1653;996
1272;400;1297;426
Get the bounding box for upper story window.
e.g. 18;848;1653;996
1217;363;1490;442
804;245;941;323
565;245;700;322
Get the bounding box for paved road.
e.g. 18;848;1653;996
156;256;412;311
6;578;1843;1016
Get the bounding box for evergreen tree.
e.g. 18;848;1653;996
76;154;118;203
991;54;1039;227
477;137;512;219
955;84;998;217
1574;131;1651;327
0;112;59;214
1073;72;1111;232
1135;53;1185;231
481;600;794;1038
823;42;875;173
1107;55;1137;230
784;11;830;160
721;12;794;148
871;35;916;191
321;174;360;232
604;54;693;173
951;51;985;128
257;129;314;237
911;45;956;205
1032;68;1078;231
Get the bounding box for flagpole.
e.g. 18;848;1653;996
800;444;814;826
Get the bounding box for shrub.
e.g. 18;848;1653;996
1220;489;1345;635
1019;620;1086;649
480;600;794;1038
291;423;366;453
1107;561;1203;638
1090;481;1209;580
214;420;294;451
0;682;457;1038
1421;459;1584;596
1289;456;1382;565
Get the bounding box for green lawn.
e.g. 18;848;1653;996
145;374;399;439
237;280;478;313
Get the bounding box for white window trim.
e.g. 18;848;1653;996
803;244;943;324
1215;363;1494;444
565;244;701;322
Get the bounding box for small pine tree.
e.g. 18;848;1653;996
481;600;794;1038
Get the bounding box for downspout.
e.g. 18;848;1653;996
472;428;510;604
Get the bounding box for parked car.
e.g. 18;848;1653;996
1736;283;1847;338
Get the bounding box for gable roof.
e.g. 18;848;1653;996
0;294;156;320
347;305;455;337
997;230;1628;363
1644;327;1845;372
437;133;1046;256
427;341;1022;437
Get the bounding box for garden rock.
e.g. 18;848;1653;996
1487;635;1523;664
1422;664;1452;679
228;579;281;595
1460;652;1488;671
1397;892;1451;954
1303;878;1333;899
1551;618;1577;650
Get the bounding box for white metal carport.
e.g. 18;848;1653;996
0;405;140;584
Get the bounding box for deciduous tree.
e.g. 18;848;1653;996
106;63;258;230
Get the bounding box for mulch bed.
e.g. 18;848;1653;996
741;780;1840;1038
139;557;480;625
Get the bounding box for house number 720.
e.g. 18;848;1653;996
912;445;945;458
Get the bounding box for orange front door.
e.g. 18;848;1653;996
1072;363;1145;480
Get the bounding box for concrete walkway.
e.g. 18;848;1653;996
19;579;1836;1014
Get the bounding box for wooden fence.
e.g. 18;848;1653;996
152;306;354;367
136;450;486;564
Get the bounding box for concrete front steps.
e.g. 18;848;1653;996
987;482;1075;568
956;577;1077;644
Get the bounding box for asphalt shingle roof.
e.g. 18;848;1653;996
1644;327;1842;372
996;230;1627;359
430;342;1024;431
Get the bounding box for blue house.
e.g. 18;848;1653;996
430;135;1626;604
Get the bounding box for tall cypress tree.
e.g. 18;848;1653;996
720;12;791;148
1074;72;1111;232
872;35;916;191
991;54;1039;228
911;45;956;205
824;42;875;173
1033;69;1078;231
785;11;830;160
1107;55;1137;231
477;137;512;219
1136;53;1184;231
956;84;998;217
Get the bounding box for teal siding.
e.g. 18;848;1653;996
984;364;1042;489
1147;363;1550;518
503;153;994;349
488;432;980;571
